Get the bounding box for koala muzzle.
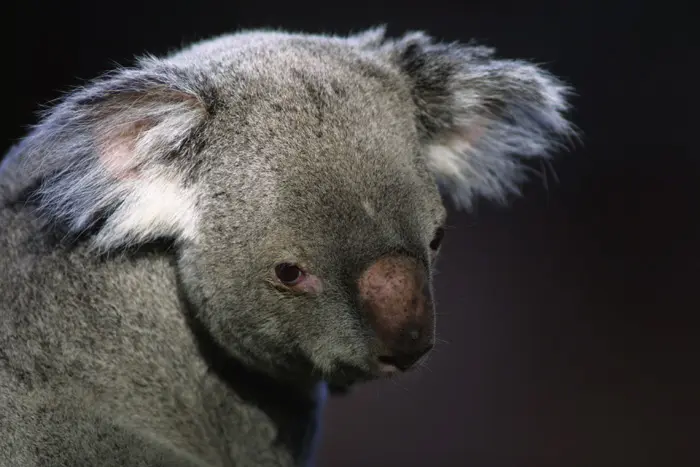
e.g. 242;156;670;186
358;255;436;372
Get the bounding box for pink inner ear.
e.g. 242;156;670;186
456;116;488;147
96;119;154;181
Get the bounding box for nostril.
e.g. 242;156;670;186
405;322;424;341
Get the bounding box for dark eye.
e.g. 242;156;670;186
275;263;304;285
429;227;445;251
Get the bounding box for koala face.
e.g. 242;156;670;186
176;50;448;385
21;28;572;388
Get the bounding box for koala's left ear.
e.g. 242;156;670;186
379;31;575;208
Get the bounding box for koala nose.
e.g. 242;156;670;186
358;255;435;372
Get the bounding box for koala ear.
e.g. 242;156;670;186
385;32;574;208
346;25;389;49
24;63;210;251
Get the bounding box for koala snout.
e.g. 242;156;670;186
358;255;436;372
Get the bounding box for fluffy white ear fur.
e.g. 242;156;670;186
381;30;575;209
24;69;208;251
424;61;573;208
87;91;205;250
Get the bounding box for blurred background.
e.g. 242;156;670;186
3;1;696;466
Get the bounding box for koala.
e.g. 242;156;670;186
0;26;572;466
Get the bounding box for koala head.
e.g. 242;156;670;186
21;27;572;388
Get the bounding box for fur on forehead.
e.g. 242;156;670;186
12;26;573;253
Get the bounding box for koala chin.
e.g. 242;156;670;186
0;26;573;466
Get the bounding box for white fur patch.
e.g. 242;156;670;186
423;71;573;208
93;175;199;250
426;139;476;183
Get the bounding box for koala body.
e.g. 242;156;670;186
0;27;572;466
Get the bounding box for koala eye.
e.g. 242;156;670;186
274;263;304;285
429;227;445;251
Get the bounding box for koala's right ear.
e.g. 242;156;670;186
378;31;575;209
21;60;211;251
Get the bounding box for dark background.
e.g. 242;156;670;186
3;1;697;466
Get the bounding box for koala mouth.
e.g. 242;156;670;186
325;350;430;389
325;361;378;388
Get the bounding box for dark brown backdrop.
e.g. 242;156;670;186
3;1;697;466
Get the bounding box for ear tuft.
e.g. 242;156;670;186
388;32;575;209
346;25;389;49
20;64;210;251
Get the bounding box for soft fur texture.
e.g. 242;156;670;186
0;26;573;466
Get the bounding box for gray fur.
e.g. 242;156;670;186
0;26;573;466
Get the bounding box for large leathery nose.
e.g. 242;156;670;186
357;255;435;368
